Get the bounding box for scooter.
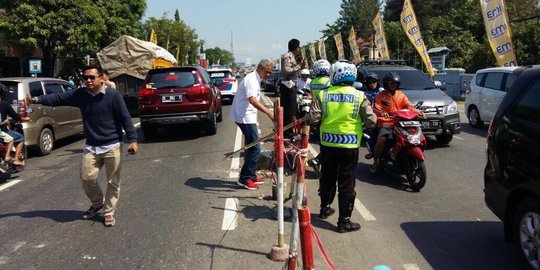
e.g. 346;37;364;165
369;109;427;191
0;121;27;174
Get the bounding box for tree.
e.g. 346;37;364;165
204;47;234;66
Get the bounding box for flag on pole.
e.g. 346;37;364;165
319;39;327;60
334;33;345;60
348;26;362;63
401;0;435;77
309;43;317;64
372;11;390;60
479;0;517;67
150;29;158;44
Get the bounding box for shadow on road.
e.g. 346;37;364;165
185;177;239;193
460;123;488;138
356;163;419;193
0;210;84;223
401;221;521;269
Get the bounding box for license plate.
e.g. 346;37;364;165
162;95;182;103
421;120;441;128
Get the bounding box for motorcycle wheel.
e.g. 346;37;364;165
405;157;427;191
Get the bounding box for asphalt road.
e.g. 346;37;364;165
0;95;522;270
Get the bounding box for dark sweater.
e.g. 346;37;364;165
37;87;137;146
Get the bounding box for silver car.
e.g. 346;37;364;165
0;77;84;155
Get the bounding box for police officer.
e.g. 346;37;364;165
310;61;376;233
280;38;307;136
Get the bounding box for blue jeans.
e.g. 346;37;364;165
236;123;260;183
7;130;23;143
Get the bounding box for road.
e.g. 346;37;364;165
0;95;522;270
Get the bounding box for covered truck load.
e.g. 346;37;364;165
97;35;177;114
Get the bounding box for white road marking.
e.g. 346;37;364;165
403;263;421;270
0;180;22;192
222;198;239;230
134;122;141;128
229;127;242;179
355;198;377;221
453;135;464;140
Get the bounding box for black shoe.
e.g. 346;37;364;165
319;207;335;219
308;158;321;175
337;219;361;233
82;205;103;220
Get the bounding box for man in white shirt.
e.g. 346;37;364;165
231;59;275;190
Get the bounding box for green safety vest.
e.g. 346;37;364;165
309;76;330;101
319;85;364;149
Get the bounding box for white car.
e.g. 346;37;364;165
464;66;518;128
207;67;238;102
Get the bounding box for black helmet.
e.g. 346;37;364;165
382;72;401;89
0;83;6;99
364;72;379;84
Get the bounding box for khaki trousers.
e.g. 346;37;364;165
80;146;122;215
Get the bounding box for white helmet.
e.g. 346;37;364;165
329;61;357;85
300;69;310;75
313;59;331;76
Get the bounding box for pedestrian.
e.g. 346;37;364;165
280;38;307;136
310;61;376;233
230;59;275;190
102;69;117;89
30;65;138;227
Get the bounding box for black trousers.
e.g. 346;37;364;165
319;145;358;220
279;84;297;129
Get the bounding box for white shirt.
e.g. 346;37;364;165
297;77;312;91
230;70;262;124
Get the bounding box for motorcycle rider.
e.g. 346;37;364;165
310;61;376;233
362;72;383;159
0;83;29;167
297;69;312;93
371;72;423;173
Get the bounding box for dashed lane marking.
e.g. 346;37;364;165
0;180;22;192
222;198;239;230
355;198;377;221
403;263;421;270
229;127;242;179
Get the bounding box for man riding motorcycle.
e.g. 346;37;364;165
371;72;423;173
0;83;29;168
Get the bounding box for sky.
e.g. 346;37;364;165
144;0;343;65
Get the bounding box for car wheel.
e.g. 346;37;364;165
513;197;540;270
204;112;217;135
435;133;453;145
468;106;483;128
141;123;158;140
38;127;54;156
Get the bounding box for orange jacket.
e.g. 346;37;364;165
374;90;415;127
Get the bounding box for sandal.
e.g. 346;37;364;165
364;153;374;159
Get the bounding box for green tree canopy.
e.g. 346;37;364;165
204;47;234;66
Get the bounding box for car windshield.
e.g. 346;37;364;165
371;69;436;90
208;71;233;81
148;71;198;89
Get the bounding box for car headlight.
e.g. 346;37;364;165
445;101;457;114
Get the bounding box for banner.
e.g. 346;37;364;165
348;26;362;63
318;39;327;60
372;11;390;60
150;29;158;44
334;33;345;60
309;43;317;64
301;47;307;67
400;0;435;76
479;0;518;66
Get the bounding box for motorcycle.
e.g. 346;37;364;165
368;109;427;191
0;120;27;174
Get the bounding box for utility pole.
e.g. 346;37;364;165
230;31;234;62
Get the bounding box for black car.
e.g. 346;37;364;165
356;60;461;145
484;65;540;269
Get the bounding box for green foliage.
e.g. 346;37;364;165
204;47;234;66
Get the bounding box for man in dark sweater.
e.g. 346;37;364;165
31;65;138;227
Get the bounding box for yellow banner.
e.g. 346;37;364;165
479;0;518;66
334;33;345;60
150;29;158;44
400;0;435;77
348;26;362;63
372;11;390;60
318;39;327;60
309;43;317;64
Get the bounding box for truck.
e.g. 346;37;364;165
97;35;177;114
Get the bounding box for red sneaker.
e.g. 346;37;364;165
237;179;258;190
253;178;265;185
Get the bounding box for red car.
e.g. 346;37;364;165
138;66;222;139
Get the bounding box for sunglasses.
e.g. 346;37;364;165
82;75;99;80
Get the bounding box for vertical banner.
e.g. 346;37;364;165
372;11;390;60
348;26;362;63
319;39;327;60
301;47;307;65
479;0;518;66
150;29;158;44
400;0;435;77
309;43;317;64
334;33;345;60
176;44;180;64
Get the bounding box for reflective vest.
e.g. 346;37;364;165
309;76;331;101
320;85;364;149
